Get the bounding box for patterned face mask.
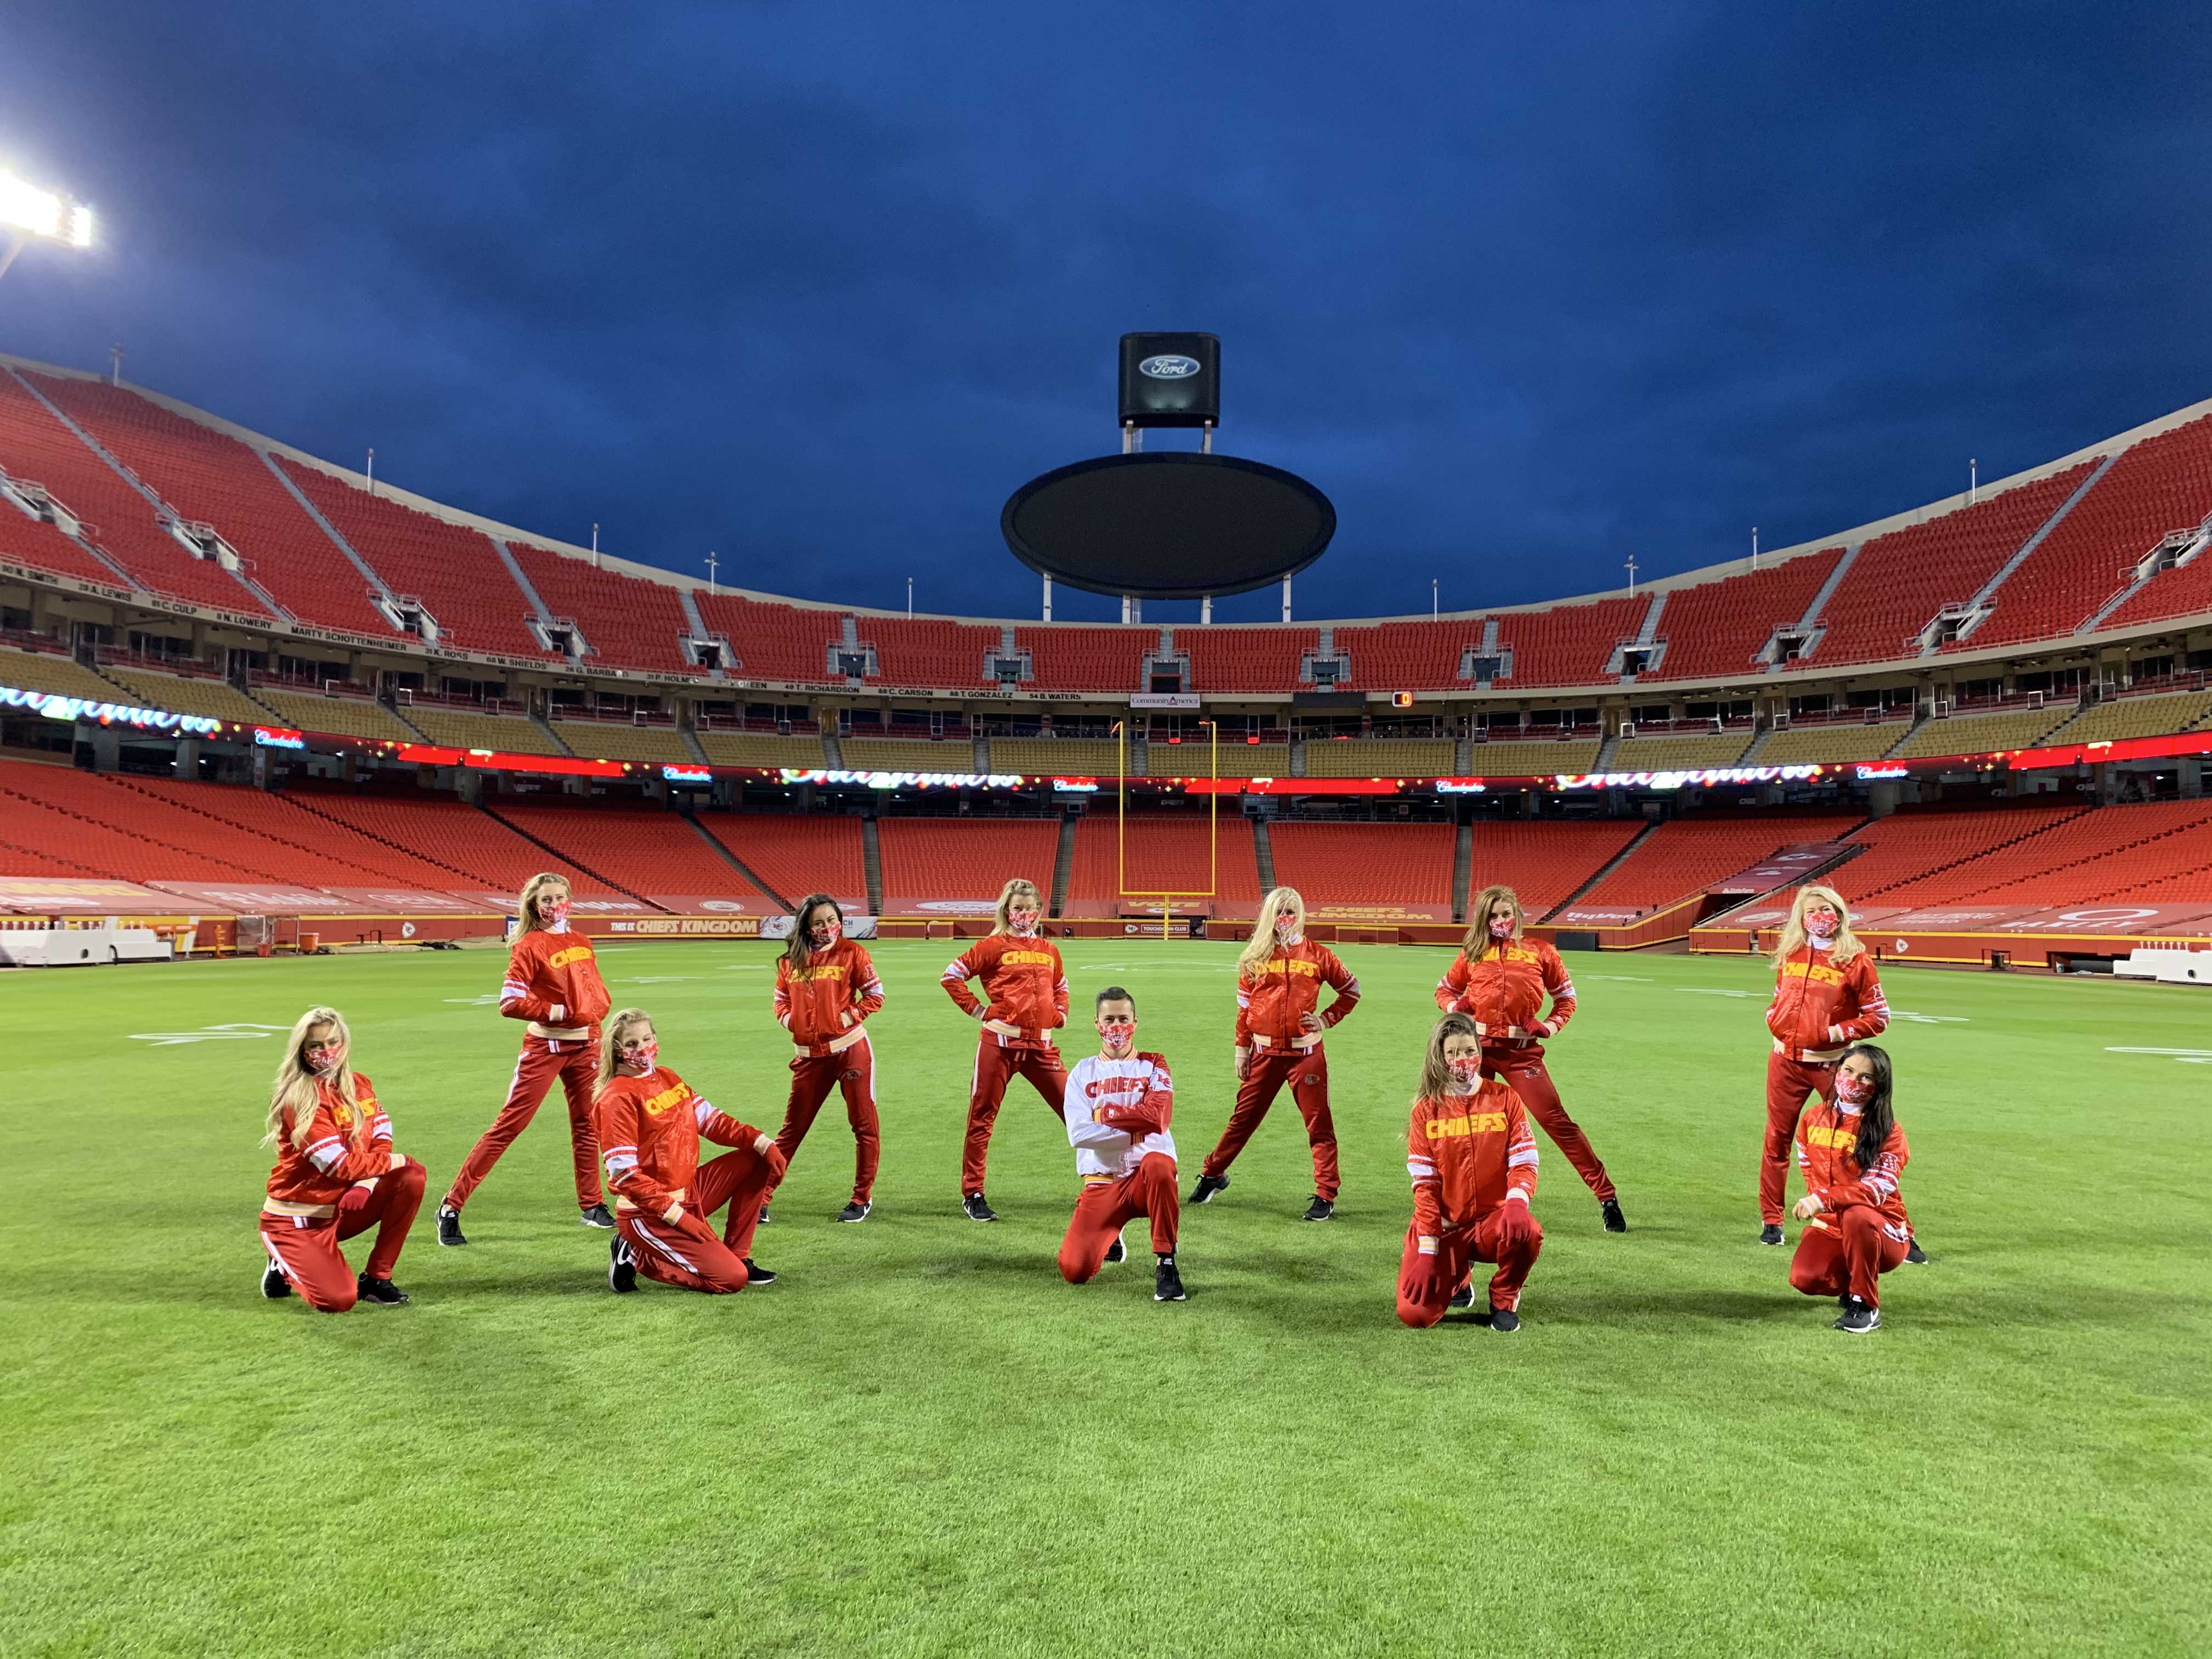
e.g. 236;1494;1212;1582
1488;915;1514;938
1096;1012;1136;1050
1009;908;1040;936
1835;1070;1874;1105
1274;912;1301;940
1805;910;1838;941
808;915;842;949
304;1044;344;1076
622;1039;659;1073
542;897;571;927
1446;1056;1483;1090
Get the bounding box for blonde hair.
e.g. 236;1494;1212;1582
1237;887;1307;977
595;1007;655;1094
993;877;1044;936
1414;1012;1483;1106
264;1006;360;1150
518;872;572;933
1460;884;1525;960
1771;883;1865;968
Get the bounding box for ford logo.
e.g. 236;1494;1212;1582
1139;354;1201;379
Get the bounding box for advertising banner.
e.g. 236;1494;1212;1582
0;877;205;913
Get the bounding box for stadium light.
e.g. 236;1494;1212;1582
0;168;94;284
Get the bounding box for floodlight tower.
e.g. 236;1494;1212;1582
0;170;95;285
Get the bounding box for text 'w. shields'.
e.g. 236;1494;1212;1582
1002;335;1336;613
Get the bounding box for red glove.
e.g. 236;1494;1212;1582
1494;1200;1537;1249
1528;1019;1555;1039
755;1139;789;1180
1406;1239;1443;1306
337;1184;373;1214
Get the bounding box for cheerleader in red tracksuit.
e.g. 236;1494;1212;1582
439;872;614;1243
259;1005;426;1311
771;893;885;1221
1761;884;1894;1248
1787;1043;1912;1333
1192;886;1360;1221
940;876;1069;1221
595;1008;786;1294
1396;1012;1543;1330
1436;883;1624;1231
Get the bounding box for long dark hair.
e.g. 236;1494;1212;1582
1837;1042;1895;1171
785;893;843;968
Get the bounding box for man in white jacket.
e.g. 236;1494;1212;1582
1058;987;1185;1302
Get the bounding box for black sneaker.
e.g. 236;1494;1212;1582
1189;1174;1229;1205
356;1274;409;1306
579;1203;616;1230
259;1259;291;1300
1302;1195;1335;1222
608;1235;637;1294
1447;1280;1476;1312
1154;1256;1186;1301
1104;1234;1127;1265
1488;1306;1521;1333
1759;1223;1784;1246
742;1259;776;1286
758;1203;771;1225
436;1206;468;1246
837;1200;872;1223
1833;1298;1881;1334
1600;1198;1627;1233
962;1192;998;1223
1904;1238;1929;1265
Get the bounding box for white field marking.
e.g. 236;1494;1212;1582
1677;988;1757;998
444;995;499;1005
719;964;771;970
1587;974;1655;981
1891;1011;1968;1024
1068;962;1237;973
128;1022;291;1046
623;975;698;983
2106;1046;2212;1062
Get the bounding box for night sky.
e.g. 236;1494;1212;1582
4;2;2207;625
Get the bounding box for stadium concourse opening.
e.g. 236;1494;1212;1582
0;352;2210;969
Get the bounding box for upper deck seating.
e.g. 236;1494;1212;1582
507;542;699;676
33;375;397;637
1014;627;1144;693
1493;597;1646;687
1181;628;1316;693
1810;465;2096;665
273;458;554;660
861;618;1001;689
1646;550;1844;682
0;370;271;615
1970;415;2212;648
690;593;842;684
1331;621;1475;691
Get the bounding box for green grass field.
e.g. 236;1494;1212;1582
2;939;2207;1657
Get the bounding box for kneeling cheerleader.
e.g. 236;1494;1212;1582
259;1006;425;1311
593;1008;786;1294
1396;1012;1543;1331
1787;1042;1912;1334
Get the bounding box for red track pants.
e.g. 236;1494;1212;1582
962;1040;1066;1195
1201;1046;1339;1200
1395;1209;1543;1327
615;1145;777;1294
1788;1205;1908;1308
260;1160;426;1312
445;1034;605;1212
1762;1052;1836;1225
1058;1153;1180;1284
1480;1043;1615;1203
776;1037;881;1204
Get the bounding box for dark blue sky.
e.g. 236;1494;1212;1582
4;2;2207;625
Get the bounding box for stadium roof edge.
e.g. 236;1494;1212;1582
5;351;2209;630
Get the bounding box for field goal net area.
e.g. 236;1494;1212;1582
1116;720;1219;935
